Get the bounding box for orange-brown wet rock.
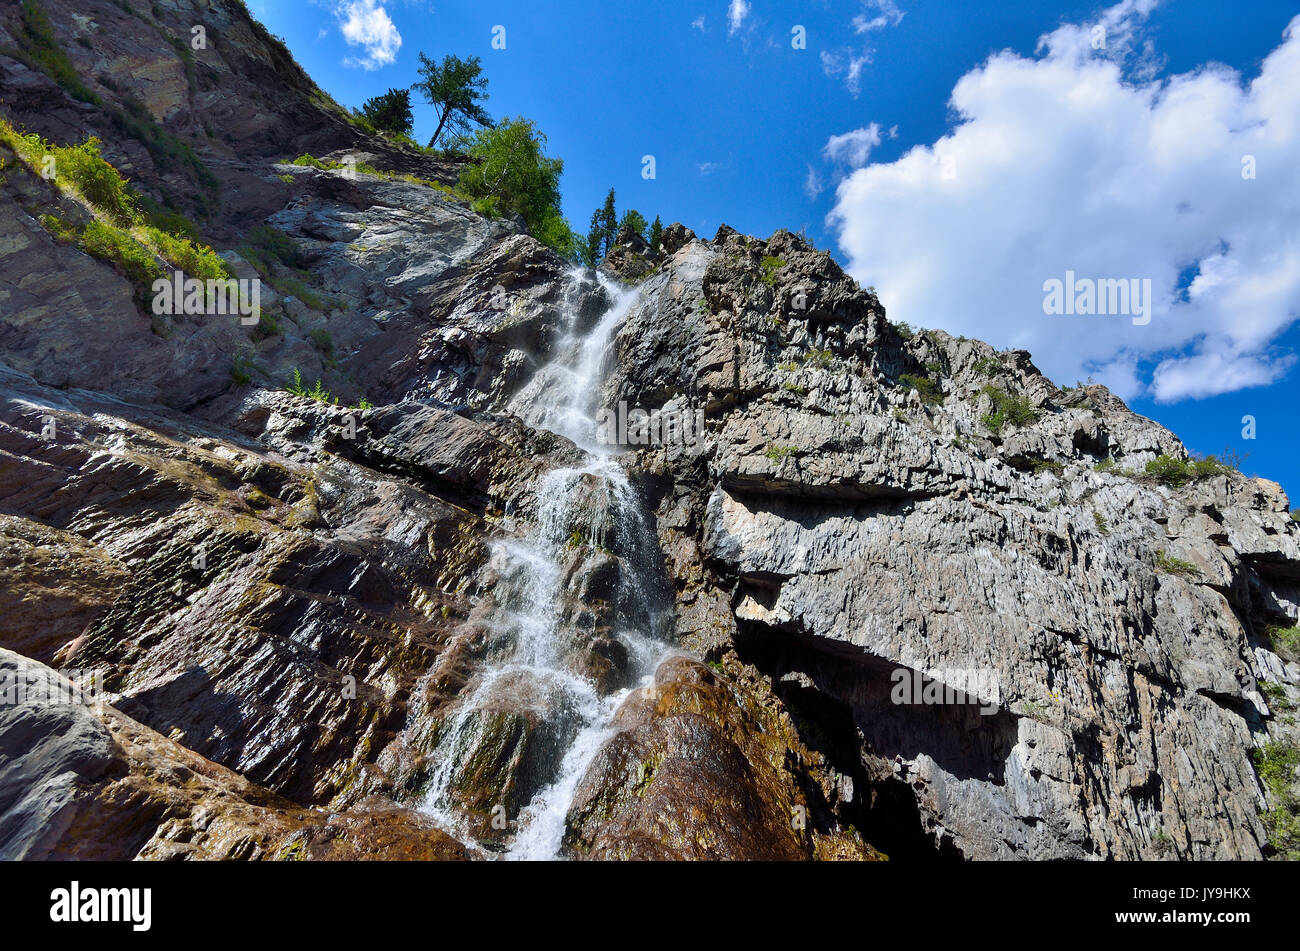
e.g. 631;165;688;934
563;656;825;860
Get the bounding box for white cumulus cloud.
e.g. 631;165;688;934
826;3;1300;403
825;124;882;167
337;0;401;70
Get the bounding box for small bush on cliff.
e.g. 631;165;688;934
287;368;339;405
900;372;942;406
760;256;785;286
1267;625;1300;664
765;444;798;464
1142;454;1234;488
79;219;164;290
980;386;1038;435
1154;550;1199;576
1251;742;1300;859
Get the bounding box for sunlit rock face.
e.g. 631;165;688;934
1;0;1298;863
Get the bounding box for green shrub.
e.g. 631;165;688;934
900;372;942;406
455;117;570;254
54;136;138;224
274;274;337;313
973;356;1001;377
1143;454;1233;488
803;348;833;369
286;368;339;405
765;444;798;464
1251;742;1300;860
307;327;334;358
242;224;307;270
143;226;228;280
1093;512;1110;536
1266;626;1300;664
1154;550;1200;576
2;118;229;284
980;385;1038;435
79;219;163;290
760;256;785;286
893;321;914;340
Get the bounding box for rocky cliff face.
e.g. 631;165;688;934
1;0;1297;861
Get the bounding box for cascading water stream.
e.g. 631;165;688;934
419;272;672;859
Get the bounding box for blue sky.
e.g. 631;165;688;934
252;0;1300;501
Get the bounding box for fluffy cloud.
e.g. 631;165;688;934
825;124;882;167
826;3;1300;402
727;0;750;37
337;0;401;70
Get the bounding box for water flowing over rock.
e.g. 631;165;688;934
1;0;1297;862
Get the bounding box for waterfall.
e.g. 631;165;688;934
419;272;671;859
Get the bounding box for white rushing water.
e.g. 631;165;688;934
420;272;671;859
